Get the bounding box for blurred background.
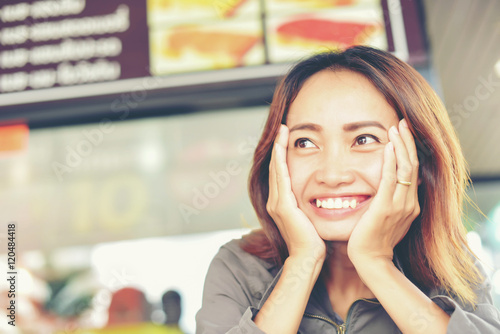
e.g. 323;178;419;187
0;0;499;333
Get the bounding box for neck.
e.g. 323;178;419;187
323;241;375;300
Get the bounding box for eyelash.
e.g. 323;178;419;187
294;138;315;148
355;134;380;146
294;134;381;148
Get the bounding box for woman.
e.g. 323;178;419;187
196;46;500;333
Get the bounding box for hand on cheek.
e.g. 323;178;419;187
347;119;421;264
267;124;326;262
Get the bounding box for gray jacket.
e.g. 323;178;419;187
196;239;500;333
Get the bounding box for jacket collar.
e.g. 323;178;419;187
257;253;407;318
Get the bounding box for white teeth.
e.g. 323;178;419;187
350;199;357;209
316;198;359;209
326;198;334;209
334;198;342;209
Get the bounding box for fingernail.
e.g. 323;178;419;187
386;142;393;151
401;119;408;128
391;126;399;135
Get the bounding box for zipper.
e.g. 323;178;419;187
304;298;380;334
344;298;381;333
303;312;343;333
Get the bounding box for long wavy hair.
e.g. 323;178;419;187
242;45;482;306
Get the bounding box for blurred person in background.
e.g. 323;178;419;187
161;290;185;333
196;46;500;333
106;287;152;326
88;286;157;333
76;286;178;333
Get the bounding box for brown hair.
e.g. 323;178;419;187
242;45;482;306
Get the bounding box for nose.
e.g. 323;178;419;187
314;147;355;187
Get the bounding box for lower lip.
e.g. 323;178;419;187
309;197;371;220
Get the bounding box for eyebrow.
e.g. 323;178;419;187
289;121;387;133
343;121;387;132
289;123;323;133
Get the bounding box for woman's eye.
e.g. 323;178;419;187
294;138;316;149
354;135;379;146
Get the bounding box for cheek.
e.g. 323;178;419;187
286;154;310;197
353;152;384;189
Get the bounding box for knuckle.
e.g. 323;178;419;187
275;172;281;182
404;204;414;215
414;204;421;216
406;205;420;220
386;174;398;184
266;203;271;212
399;164;413;177
266;202;275;215
378;207;390;218
394;206;405;216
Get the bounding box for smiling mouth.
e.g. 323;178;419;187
311;196;371;210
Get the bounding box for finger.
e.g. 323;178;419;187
274;126;295;205
375;141;397;204
267;128;280;208
398;118;420;217
398;118;420;186
388;125;412;186
276;124;289;149
388;126;415;214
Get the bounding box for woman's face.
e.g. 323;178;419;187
286;69;400;241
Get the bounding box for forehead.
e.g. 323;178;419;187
286;69;398;127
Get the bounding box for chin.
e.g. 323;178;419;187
313;219;356;242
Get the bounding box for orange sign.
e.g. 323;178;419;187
0;124;29;152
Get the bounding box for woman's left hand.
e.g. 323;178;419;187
347;118;421;264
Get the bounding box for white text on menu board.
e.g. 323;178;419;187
0;0;130;93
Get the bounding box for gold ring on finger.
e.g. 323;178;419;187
397;180;412;186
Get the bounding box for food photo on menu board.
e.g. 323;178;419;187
147;0;264;75
147;0;388;75
265;0;387;63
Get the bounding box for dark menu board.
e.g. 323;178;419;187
0;0;426;124
0;0;149;94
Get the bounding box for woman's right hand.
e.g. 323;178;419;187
254;124;326;333
266;124;326;262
